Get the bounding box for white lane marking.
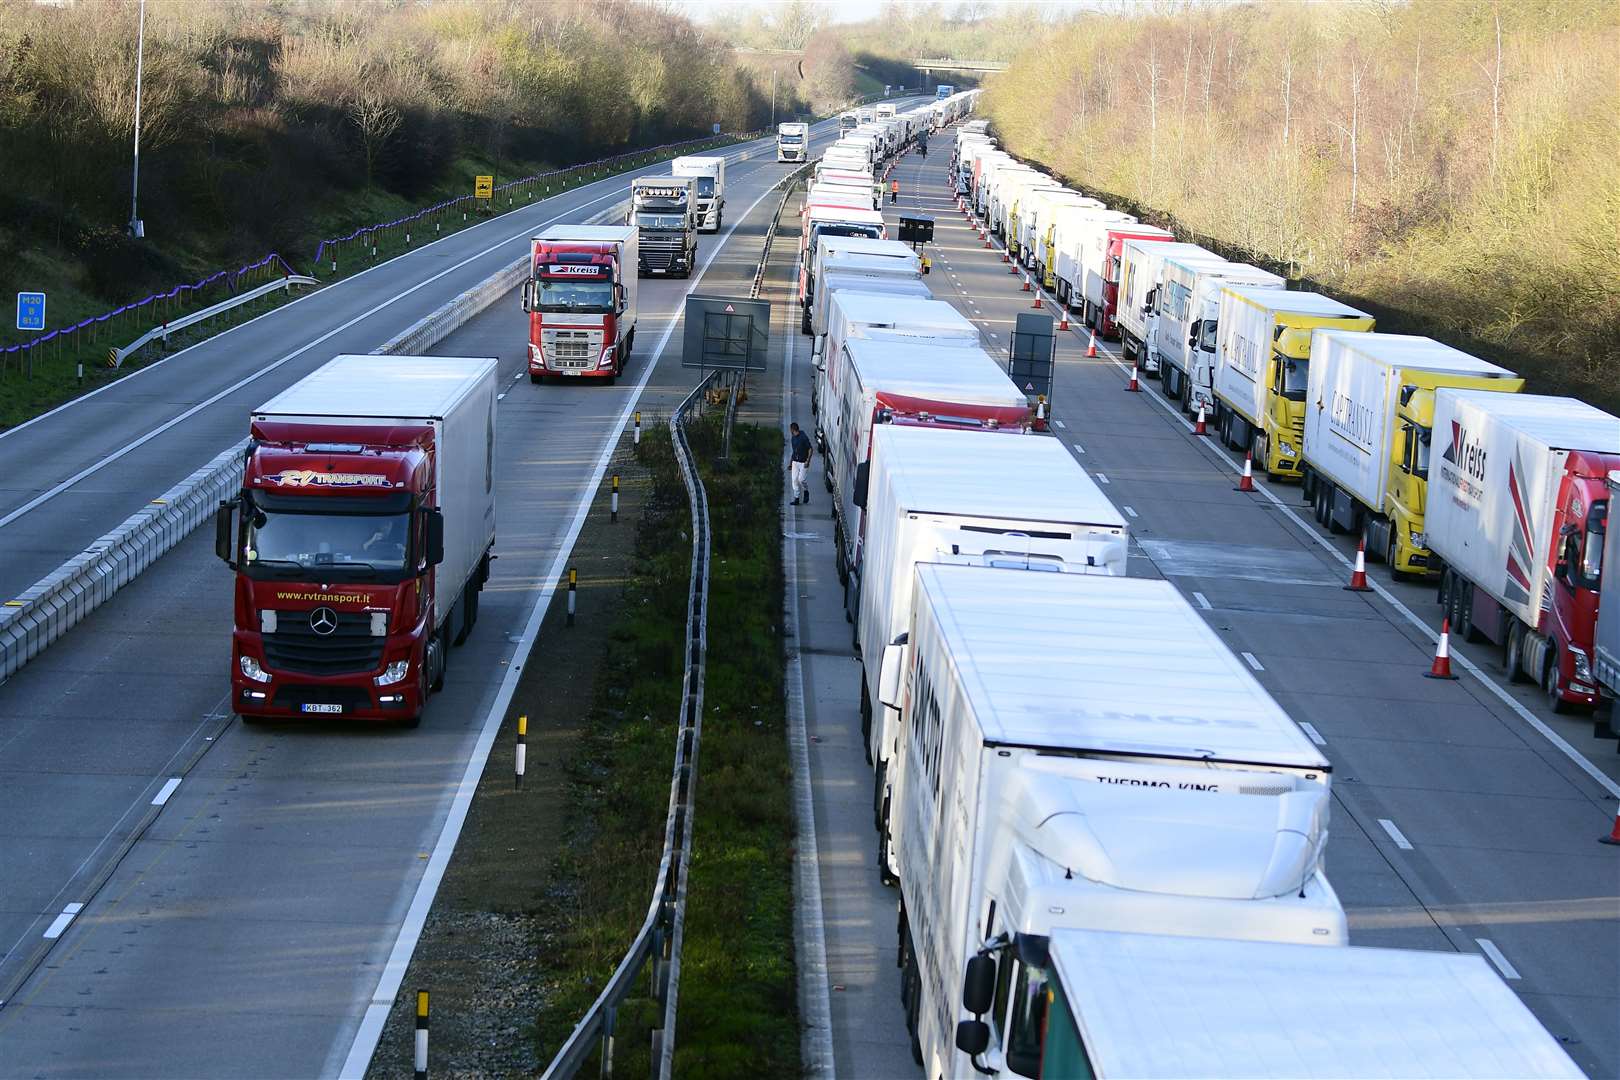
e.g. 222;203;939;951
1192;591;1212;610
1072;442;1085;454
1053;419;1066;429
1241;651;1264;671
1095;472;1109;485
1476;938;1521;980
1299;722;1326;746
42;903;84;940
336;168;800;1080
0;189;631;534
1378;818;1414;851
1065;316;1620;803
150;777;182;806
1122;505;1137;518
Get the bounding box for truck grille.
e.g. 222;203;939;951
642;241;684;271
264;611;384;676
546;330;595;369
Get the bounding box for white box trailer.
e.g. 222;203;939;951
973;928;1584;1080
887;567;1340;1080
1002;177;1065;260
1050;207;1132;307
1302;333;1519;571
669;156;725;232
856;426;1127;774
816;293;984;448
1155;259;1284;412
1019;188;1096;274
796;199;886;306
1426;390;1620;704
808;241;924;339
1115;240;1213;367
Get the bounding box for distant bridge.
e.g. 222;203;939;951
911;57;1010;74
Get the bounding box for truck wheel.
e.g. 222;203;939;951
1386;533;1408;580
1544;652;1574;714
529;373;543;385
1506;621;1529;683
801;311;811;335
860;685;873;765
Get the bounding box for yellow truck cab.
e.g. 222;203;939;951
1213;288;1375;479
1301;332;1521;575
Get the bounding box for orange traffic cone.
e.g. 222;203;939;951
1601;805;1620;845
1032;291;1043;309
1057;310;1070;331
1194;403;1209;436
1001;249;1010;263
1235;453;1256;492
1124;364;1141;392
1424;619;1459;680
1344;539;1372;592
1007;257;1018;274
1085;331;1099;358
1022;273;1032;292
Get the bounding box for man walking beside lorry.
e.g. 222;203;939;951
790;422;814;506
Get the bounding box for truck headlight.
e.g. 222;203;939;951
599;347;616;368
1410;531;1426;549
1278;439;1298;458
239;655;272;683
375;660;411;686
1570;647;1592;681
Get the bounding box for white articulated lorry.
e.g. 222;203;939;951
775;121;809;162
1153;257;1284;412
856;427;1128;820
1300;333;1521;575
954;928;1583;1080
806;238;925;341
669;156;725;232
1114;240;1214;369
815;292;981;454
883;567;1341;1080
825;339;1032;593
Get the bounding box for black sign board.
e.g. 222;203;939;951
682;295;771;373
898;213;935;245
1009;312;1055;402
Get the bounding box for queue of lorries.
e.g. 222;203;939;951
782;103;1593;1077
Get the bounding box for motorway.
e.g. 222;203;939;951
859;142;1615;1076
0;106;911;1077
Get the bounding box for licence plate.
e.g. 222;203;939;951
301;703;342;714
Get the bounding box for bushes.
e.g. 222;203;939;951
981;1;1620;410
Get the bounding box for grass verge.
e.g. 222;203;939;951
536;411;796;1077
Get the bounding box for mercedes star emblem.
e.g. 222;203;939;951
309;607;339;636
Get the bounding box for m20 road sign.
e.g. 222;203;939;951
16;291;46;332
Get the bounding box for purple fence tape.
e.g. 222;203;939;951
2;252;296;358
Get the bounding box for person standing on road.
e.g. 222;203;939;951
789;422;814;506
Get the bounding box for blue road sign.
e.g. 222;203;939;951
16;292;45;332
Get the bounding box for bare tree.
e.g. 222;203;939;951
349;87;402;187
1136;39;1164;202
1477;8;1504;179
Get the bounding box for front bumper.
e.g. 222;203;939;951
233;636;421;721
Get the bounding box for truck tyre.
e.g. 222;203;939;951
1544;651;1574;714
801;310;812;335
860;685;873;764
1506;621;1530;683
834;522;849;587
529;373;543;385
428;624;449;693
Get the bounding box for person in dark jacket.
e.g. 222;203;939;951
789;422;814;505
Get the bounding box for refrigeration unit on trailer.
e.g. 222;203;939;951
883;567;1339;1080
956;928;1583;1080
1301;333;1521;576
826;341;1035;619
806;239;925;338
218;355;497;727
816;292;984;450
629;176;696;277
776;121;809;162
522;226;639;384
669;156;725;232
1426;390;1620;710
856;427;1127;784
1214;286;1375;479
1153;259;1284;410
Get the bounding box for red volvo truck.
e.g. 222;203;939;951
216;354;498;727
522;225;639;384
1427;389;1620;711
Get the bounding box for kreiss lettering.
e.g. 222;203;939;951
1441;420;1489;482
1329;390;1377;451
546;264;604;277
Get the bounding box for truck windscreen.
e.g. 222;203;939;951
691;178;716;198
536;278;613;312
636;212;685;230
247;505;411;577
780;134;804;144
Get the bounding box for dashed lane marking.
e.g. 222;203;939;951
1378;818;1414;851
1241;651;1264;671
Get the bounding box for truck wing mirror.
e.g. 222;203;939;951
962;954;996;1014
215;499;239;569
853;461;870;509
425;509;446;568
616;283;626;311
521;279;533;313
878;640;907;710
955;1019;991;1057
